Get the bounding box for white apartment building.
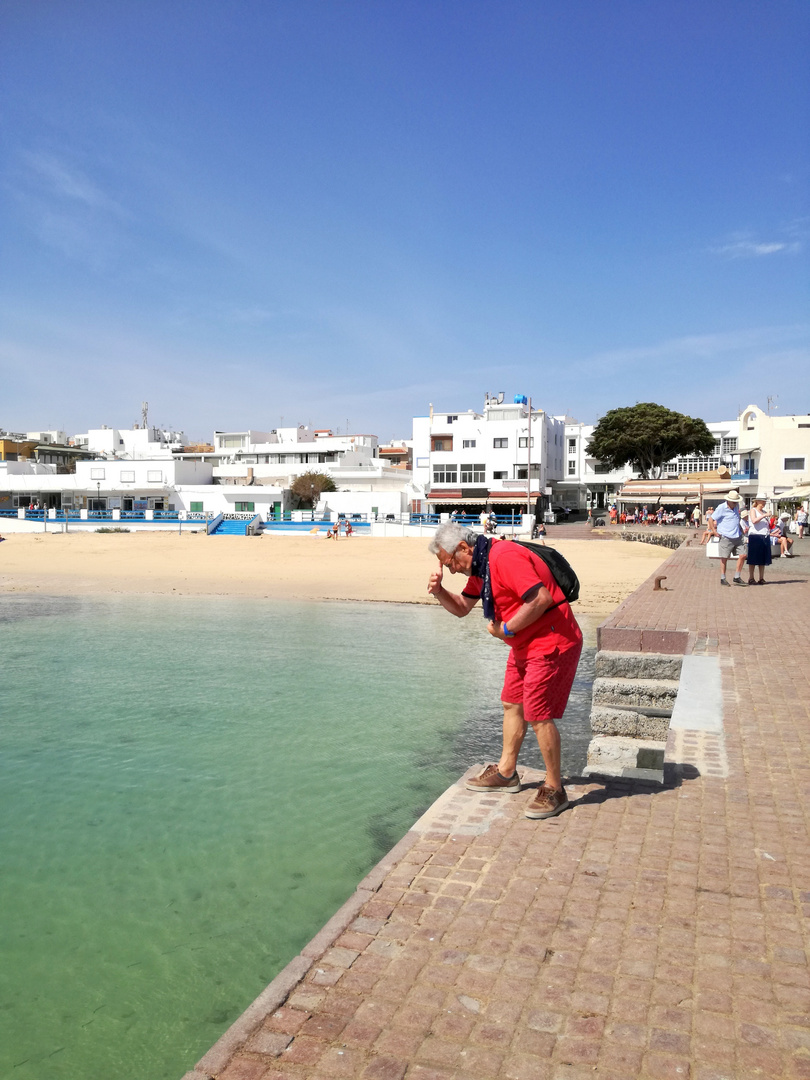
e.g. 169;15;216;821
559;418;740;511
0;457;288;519
72;425;188;459
734;403;810;501
411;395;565;515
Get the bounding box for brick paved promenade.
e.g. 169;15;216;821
183;537;810;1080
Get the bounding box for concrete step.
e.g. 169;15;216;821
592;676;680;711
594;651;683;680
583;735;666;781
590;706;671;741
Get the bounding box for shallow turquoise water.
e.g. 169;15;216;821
0;595;594;1080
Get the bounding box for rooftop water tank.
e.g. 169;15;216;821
513;395;527;405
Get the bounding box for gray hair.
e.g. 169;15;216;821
428;521;478;556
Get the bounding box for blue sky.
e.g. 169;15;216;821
1;1;808;442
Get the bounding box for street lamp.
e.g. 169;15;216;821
310;483;315;518
96;481;101;515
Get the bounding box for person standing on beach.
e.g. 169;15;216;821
426;522;582;820
708;491;747;586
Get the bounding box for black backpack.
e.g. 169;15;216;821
514;540;580;605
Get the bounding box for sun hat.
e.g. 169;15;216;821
725;490;742;503
741;510;749;518
780;512;791;520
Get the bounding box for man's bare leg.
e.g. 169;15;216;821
498;702;527;777
531;720;562;790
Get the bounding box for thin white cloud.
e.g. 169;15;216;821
21;150;127;217
710;222;806;259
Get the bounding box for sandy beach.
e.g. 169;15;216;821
0;532;668;618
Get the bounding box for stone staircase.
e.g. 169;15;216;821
584;651;684;781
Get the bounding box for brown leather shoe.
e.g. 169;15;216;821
465;764;521;793
524;784;569;819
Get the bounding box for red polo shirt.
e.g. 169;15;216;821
462;539;582;657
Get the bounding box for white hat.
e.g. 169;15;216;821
725;490;742;503
780;512;791;520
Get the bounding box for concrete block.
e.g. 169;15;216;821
592;676;679;710
590;706;671;740
595;651;683;681
584;735;667;778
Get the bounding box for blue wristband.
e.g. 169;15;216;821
502;622;514;637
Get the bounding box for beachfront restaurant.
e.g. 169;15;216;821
616;476;735;515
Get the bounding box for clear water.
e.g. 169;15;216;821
0;595;595;1080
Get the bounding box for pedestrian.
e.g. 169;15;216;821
708;491;747;586
427;522;582;819
797;506;808;540
776;513;794;558
700;508;715;545
746;498;771;584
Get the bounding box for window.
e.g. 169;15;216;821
594;462;611;474
518;437;534;449
90;468;105;480
515;467;528;480
460;463;486;483
784;457;805;471
147;470;162;482
493;438;508;449
568;438;576;453
722;437;738;453
120;470;135;483
493;470;507;480
431;436;453;452
433;463;458;484
446;415;458;423
568;461;576;475
235;501;255;512
462;439;476;448
219;435;246;449
190;502;204;512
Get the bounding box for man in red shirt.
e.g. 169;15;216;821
428;522;582;819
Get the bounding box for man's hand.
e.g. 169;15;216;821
427;566;444;597
487;620;508;642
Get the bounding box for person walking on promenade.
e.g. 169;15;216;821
427;522;582;820
709;491;747;586
746;498;771;584
797;506;807;540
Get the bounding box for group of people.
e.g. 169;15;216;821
707;491;802;586
325;518;353;539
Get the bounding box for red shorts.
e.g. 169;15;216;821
501;643;582;723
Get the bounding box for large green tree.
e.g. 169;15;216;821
289;471;337;507
586;403;716;479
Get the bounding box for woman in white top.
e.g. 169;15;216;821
746;499;771;584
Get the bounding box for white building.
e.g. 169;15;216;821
0;457;292;519
733;403;810;502
558;417;740;511
72;425;188;459
411;395;565;515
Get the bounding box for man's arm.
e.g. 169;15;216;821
427;566;479;618
488;584;554;641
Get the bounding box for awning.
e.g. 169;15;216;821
617;482;735;503
779;482;810;499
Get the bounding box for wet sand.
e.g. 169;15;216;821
0;532;669;618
